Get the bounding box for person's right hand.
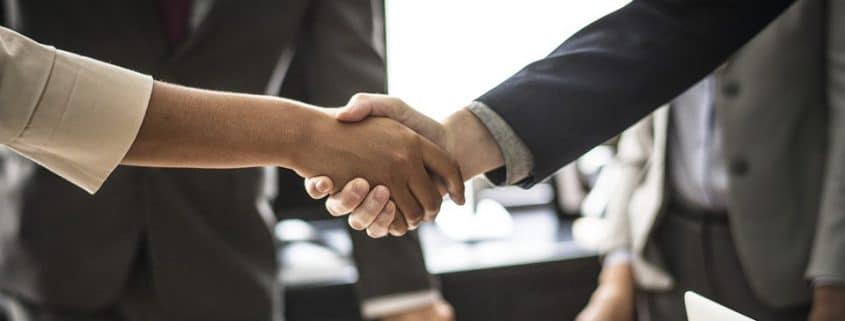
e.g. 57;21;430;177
305;94;506;237
574;263;636;321
293;112;464;230
304;94;459;237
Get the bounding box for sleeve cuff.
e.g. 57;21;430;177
7;49;153;194
603;249;633;267
814;276;845;287
466;101;534;186
360;289;441;320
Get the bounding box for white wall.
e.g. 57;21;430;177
386;0;629;120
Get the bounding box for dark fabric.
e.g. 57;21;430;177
0;1;435;320
9;243;168;321
636;209;810;321
157;0;192;46
350;231;435;300
477;0;796;188
272;0;438;303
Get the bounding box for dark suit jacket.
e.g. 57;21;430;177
0;1;434;320
477;0;797;187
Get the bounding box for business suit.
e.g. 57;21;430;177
477;0;798;186
0;1;436;320
582;0;843;317
475;0;842;295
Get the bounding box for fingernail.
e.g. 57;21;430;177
353;180;366;197
373;186;388;202
316;179;330;193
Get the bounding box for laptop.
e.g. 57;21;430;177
685;291;755;321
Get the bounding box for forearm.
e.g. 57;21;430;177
442;109;505;180
125;81;321;169
599;261;634;290
478;0;794;185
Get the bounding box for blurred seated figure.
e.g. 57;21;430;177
575;1;845;320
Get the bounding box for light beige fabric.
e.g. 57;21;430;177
0;27;153;193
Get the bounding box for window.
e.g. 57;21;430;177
385;0;629;119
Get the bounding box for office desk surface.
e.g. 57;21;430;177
281;207;601;321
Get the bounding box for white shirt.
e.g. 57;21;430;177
0;27;153;194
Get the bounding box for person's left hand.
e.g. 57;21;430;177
809;285;845;321
381;299;455;321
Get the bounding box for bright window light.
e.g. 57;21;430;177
385;0;629;120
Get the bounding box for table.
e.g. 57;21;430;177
281;207;601;321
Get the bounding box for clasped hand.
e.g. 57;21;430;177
303;94;503;238
291;102;465;236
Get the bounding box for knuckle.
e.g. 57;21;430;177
339;193;363;210
391;151;411;165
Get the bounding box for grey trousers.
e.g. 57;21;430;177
636;208;811;321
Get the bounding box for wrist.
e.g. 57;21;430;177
443;109;505;180
814;284;845;303
275;103;334;171
599;263;634;292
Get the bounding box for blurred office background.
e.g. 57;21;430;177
0;1;629;321
278;1;629;320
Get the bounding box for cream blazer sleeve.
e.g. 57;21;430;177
0;27;153;194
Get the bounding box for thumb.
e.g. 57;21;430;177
337;93;408;122
337;93;385;122
336;102;373;122
304;176;334;199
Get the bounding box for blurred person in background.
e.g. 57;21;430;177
574;0;845;320
0;1;453;321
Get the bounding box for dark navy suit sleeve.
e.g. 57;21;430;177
477;0;796;187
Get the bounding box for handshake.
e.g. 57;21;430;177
294;94;505;238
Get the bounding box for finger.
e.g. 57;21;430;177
325;178;370;216
338;93;399;122
389;209;409;237
366;201;396;238
408;164;442;223
420;138;465;205
304;176;334;199
348;185;390;231
391;187;424;230
431;173;449;197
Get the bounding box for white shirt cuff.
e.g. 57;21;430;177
603;249;633;267
814;276;845;287
8;49;153;194
360;289;441;320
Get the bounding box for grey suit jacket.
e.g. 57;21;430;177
0;1;435;320
598;0;845;308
